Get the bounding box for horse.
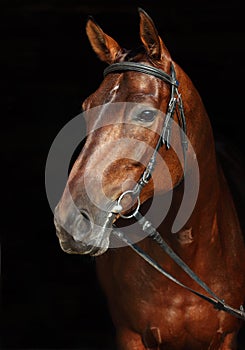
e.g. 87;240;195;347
54;9;245;349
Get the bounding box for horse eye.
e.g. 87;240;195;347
136;110;157;123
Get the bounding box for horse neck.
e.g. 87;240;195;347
171;63;220;244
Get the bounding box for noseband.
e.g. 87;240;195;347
103;61;245;320
104;61;187;218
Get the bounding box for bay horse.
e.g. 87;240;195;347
54;9;245;349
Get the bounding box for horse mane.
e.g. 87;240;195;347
118;46;147;63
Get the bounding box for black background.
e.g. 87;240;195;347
1;0;245;349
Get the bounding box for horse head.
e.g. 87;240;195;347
54;9;211;256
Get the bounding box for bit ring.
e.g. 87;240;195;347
116;190;141;219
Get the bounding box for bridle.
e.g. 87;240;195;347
103;61;245;320
104;61;187;219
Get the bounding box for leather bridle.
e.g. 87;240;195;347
103;61;245;320
104;62;187;218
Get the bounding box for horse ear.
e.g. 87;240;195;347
138;8;170;61
86;17;122;64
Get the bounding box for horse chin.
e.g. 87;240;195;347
58;235;109;256
90;245;109;256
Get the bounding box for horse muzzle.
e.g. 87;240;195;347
54;203;116;256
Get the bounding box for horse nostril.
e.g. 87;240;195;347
80;211;93;233
72;210;93;242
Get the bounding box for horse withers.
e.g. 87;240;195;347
54;9;245;350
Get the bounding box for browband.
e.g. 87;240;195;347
104;62;179;87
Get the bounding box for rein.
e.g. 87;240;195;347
104;61;245;320
113;214;245;321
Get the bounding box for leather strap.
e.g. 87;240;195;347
113;212;245;321
104;62;179;87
